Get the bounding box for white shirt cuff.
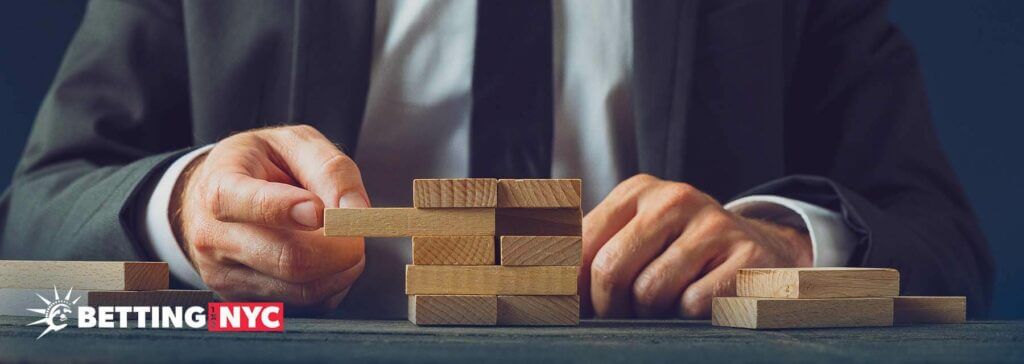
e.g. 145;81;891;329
139;144;215;289
724;195;858;267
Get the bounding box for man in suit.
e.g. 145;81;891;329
0;0;993;319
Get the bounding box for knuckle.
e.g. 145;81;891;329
661;183;699;207
700;210;735;234
320;153;358;175
680;286;710;318
277;245;313;282
591;255;628;293
297;281;327;307
285;124;322;139
631;273;661;309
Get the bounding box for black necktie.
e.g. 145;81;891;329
469;0;553;178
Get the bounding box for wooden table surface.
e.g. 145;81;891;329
1;316;1022;363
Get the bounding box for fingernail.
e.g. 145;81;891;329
290;201;320;227
339;192;368;208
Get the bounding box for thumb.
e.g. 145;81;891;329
263;125;371;209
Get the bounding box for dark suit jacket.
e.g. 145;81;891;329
0;0;994;316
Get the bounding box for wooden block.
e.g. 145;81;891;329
712;297;894;329
408;295;497;326
406;265;578;295
497;179;582;208
0;261;168;291
497;295;579;326
893;296;966;324
412;236;495;265
495;208;581;236
500;236;581;266
737;268;899;298
324;208;495;237
0;289;212;318
413;179;497;208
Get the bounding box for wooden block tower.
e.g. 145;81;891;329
324;178;583;326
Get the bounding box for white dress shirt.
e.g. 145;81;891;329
140;0;857;318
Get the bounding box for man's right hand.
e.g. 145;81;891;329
170;125;369;312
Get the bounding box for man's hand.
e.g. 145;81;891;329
171;125;369;312
580;174;813;319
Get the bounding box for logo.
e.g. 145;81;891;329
207;302;284;332
25;286;284;339
27;286;81;339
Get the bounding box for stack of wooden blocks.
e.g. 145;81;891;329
325;178;582;326
712;268;967;329
0;261;213;318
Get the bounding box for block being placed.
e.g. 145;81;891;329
0;261;168;291
712;296;894;329
893;296;966;324
412;236;495;265
405;265;578;295
324;208;495;237
495;208;581;236
413;178;497;208
500;236;581;266
497;179;582;208
497;295;579;326
408;295;497;326
736;268;899;299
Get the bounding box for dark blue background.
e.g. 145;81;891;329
2;1;1022;318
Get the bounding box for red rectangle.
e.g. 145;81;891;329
207;302;284;332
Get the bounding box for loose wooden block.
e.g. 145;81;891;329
737;268;899;299
0;289;212;318
405;265;578;295
497;179;582;208
324;208;495;237
500;236;581;266
413;178;498;208
408;295;497;326
0;261;168;291
412;236;495;265
712;297;894;329
495;208;582;236
893;296;966;324
497;295;579;326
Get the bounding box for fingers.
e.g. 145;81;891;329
631;224;719;318
677;252;746;318
204;171;325;230
579;175;652;316
215;225;365;284
263;125;370;209
204;256;365;310
589;204;689;318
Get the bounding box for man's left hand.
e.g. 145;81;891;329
580;174;814;318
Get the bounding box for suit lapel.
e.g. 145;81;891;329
290;0;375;154
632;0;698;179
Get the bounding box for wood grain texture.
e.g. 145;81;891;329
495;208;582;236
500;236;581;266
712;297;894;329
324;208;495;237
413;179;497;208
497;295;579;326
497;179;582;208
893;296;966;324
737;268;899;299
412;236;495;265
408;295;497;326
0;261;168;291
406;265;578;295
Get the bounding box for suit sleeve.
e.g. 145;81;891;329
740;0;994;316
0;0;191;262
